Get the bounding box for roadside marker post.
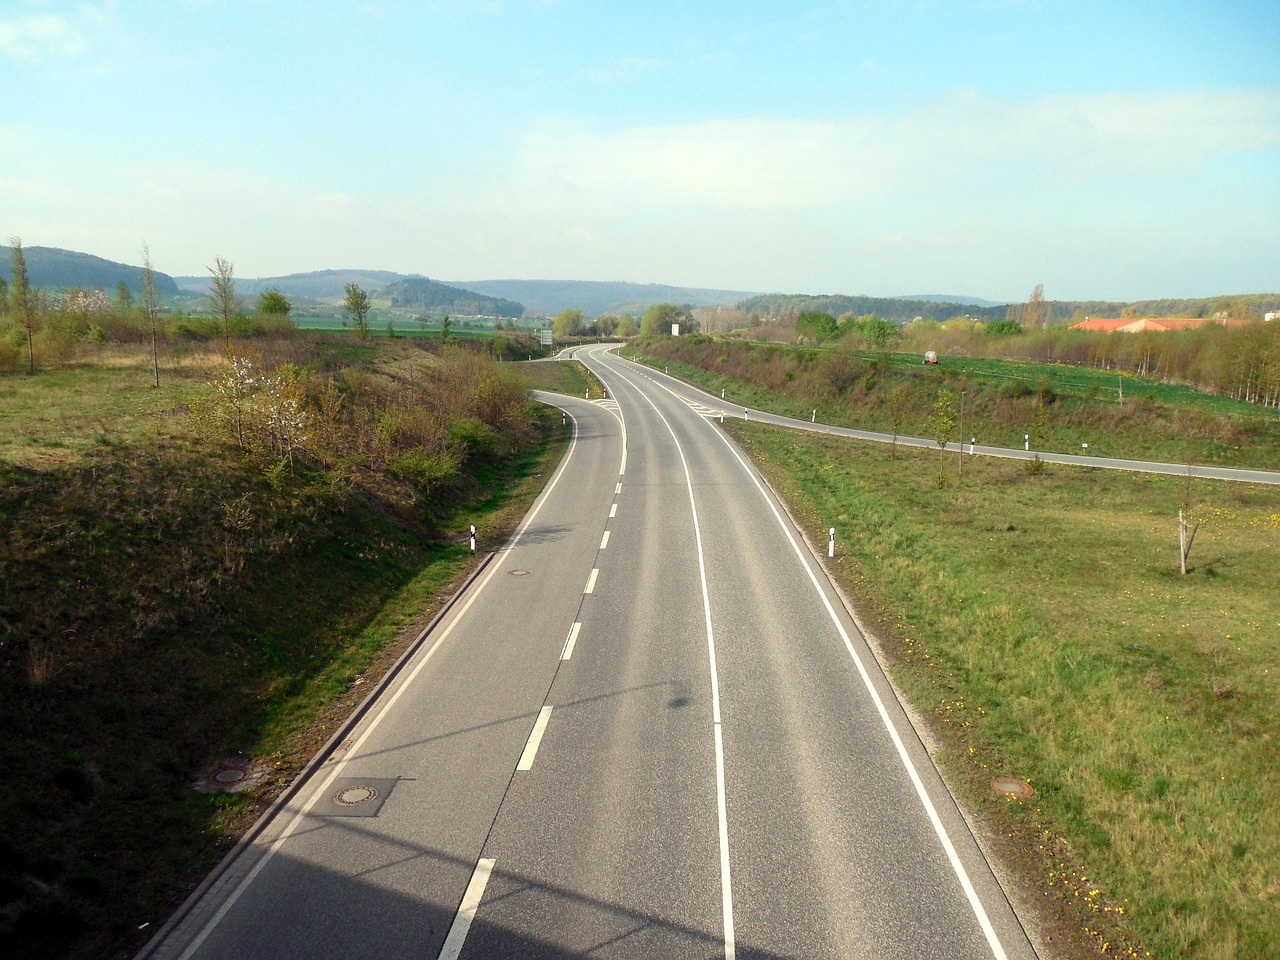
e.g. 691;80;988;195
1024;434;1030;451
812;409;816;423
828;528;835;558
970;437;976;455
469;525;476;553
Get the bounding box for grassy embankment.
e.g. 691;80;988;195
628;337;1280;470
626;339;1278;957
0;338;569;960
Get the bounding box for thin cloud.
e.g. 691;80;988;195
506;88;1280;213
0;0;114;61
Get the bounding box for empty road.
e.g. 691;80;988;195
141;344;1037;960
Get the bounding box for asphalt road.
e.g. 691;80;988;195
141;345;1038;960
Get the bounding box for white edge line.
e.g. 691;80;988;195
701;399;1010;960
517;705;554;771
561;622;581;661
175;403;585;960
438;857;497;960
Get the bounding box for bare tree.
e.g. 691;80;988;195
9;236;39;373
206;257;239;352
1025;284;1048;330
142;244;161;388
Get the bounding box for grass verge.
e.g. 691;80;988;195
728;419;1280;959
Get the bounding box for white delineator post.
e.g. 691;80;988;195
470;525;476;552
828;528;835;558
812;409;816;423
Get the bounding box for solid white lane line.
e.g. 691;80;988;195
600;530;610;550
517;706;554;771
561;622;582;661
610;503;617;518
628;383;736;960
584;568;598;594
695;395;1010;960
173;408;587;960
438;858;496;960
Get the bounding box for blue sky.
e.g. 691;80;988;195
2;0;1277;302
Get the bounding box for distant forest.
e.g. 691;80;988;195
739;292;1280;325
1;246;180;297
739;294;1005;322
382;277;524;318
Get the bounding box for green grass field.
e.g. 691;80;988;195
729;420;1280;959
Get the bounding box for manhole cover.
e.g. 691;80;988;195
991;777;1035;799
193;758;269;794
313;777;400;817
509;569;531;577
334;784;379;806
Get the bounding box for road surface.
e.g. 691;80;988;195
141;344;1037;960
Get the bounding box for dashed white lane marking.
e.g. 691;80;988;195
584;569;598;594
561;622;581;661
517;706;554;771
173;397;589;960
610;503;618;518
438;858;496;960
600;531;610;550
616;482;622;494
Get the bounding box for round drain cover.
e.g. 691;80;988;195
214;768;246;784
991;777;1034;799
335;784;379;806
509;569;531;577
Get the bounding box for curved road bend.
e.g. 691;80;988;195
142;345;1037;960
604;350;1280;486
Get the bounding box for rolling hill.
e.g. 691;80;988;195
449;279;759;318
380;277;524;318
2;246;180;297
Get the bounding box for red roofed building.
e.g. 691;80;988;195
1069;316;1253;333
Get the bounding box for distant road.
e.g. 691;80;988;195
592;349;1280;487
